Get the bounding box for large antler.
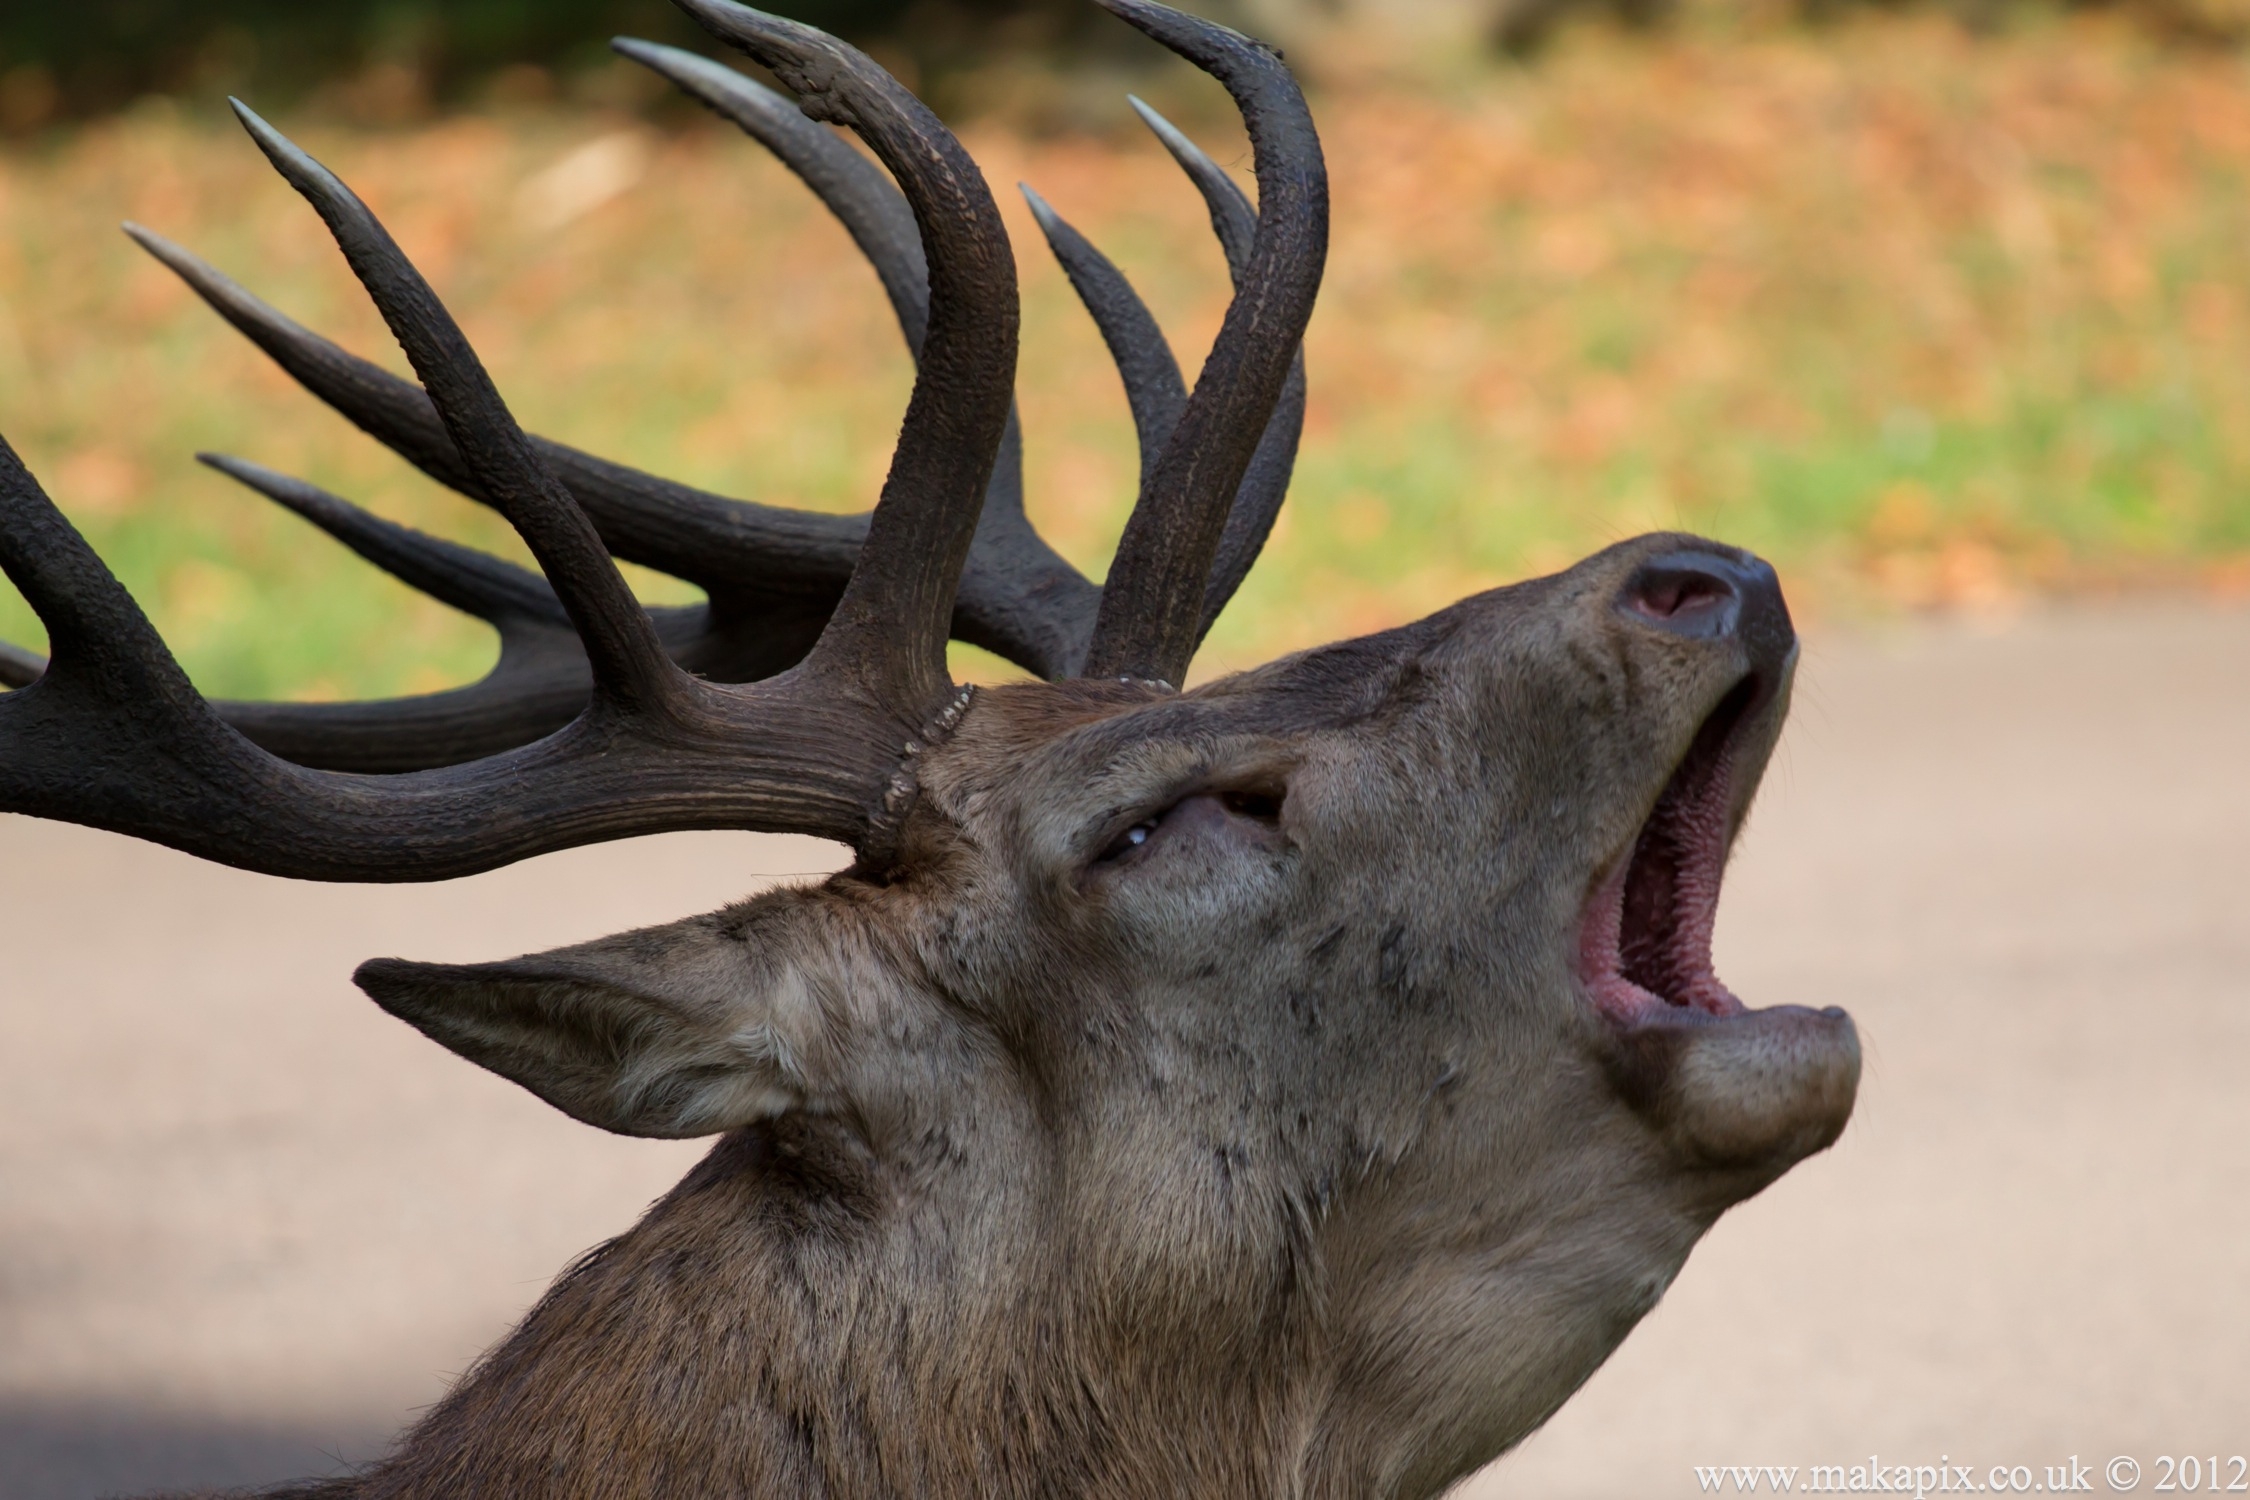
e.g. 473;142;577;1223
0;0;1327;879
0;8;1005;877
3;0;1320;772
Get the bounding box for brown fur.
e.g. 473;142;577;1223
174;535;1857;1499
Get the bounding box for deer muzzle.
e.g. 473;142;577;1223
1582;545;1861;1181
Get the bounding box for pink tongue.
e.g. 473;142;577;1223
1577;843;1746;1023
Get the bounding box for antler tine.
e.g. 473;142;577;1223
612;39;927;349
1077;0;1326;684
672;0;1017;719
227;102;686;719
130;220;903;646
1021;146;1305;647
1128;95;1256;274
0;438;386;864
1020;185;1189;475
1200;358;1304;637
196;456;801;773
198;453;568;629
124;224;475;507
0;434;219;717
612;38;1045;602
1120;96;1307;641
0;638;44;688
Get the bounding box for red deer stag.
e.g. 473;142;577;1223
0;0;1861;1493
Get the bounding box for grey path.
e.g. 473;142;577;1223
2;604;2245;1499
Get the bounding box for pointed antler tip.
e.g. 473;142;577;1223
201;452;305;512
197;452;299;502
610;36;680;67
119;219;167;258
1130;96;1200;160
228;100;333;192
120;220;182;258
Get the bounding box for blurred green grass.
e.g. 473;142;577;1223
5;11;2250;704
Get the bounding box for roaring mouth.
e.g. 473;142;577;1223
1579;679;1759;1026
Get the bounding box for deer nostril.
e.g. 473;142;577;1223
1618;547;1797;679
1634;569;1733;621
1624;555;1742;637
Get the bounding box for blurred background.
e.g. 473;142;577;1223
4;0;2250;691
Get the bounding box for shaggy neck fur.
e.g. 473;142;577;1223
251;1117;1387;1500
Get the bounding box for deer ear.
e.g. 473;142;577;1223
354;904;840;1139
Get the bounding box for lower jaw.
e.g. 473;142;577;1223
1585;970;1746;1027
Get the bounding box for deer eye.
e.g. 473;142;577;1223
1091;783;1288;867
1097;818;1163;863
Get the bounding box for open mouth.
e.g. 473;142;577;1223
1579;679;1759;1025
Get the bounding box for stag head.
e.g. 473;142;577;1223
0;0;1858;1493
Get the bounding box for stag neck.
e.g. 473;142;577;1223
332;1121;1440;1500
